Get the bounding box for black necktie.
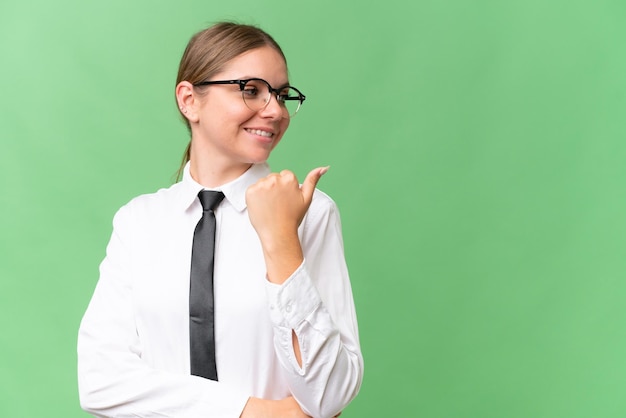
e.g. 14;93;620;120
189;190;225;381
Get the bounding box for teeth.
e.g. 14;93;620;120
247;129;273;137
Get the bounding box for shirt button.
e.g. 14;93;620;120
285;303;292;313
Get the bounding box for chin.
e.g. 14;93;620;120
240;152;269;165
249;156;270;164
247;148;275;164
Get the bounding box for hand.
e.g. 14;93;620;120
246;167;329;243
245;167;328;283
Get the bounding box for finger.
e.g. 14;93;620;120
301;166;329;204
279;169;297;183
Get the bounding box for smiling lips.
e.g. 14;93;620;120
245;128;274;138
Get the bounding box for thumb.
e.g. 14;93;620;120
301;166;330;204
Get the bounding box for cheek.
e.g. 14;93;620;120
271;119;290;149
205;96;250;124
223;104;249;124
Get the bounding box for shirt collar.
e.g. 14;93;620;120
178;162;271;213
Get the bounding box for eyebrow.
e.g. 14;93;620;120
238;76;290;88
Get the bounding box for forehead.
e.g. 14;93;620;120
217;46;288;84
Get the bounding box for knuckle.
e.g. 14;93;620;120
280;170;297;182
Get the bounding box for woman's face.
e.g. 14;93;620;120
191;46;291;172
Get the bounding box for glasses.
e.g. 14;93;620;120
193;78;306;117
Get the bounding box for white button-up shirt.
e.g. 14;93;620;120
77;163;363;418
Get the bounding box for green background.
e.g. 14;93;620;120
1;0;625;417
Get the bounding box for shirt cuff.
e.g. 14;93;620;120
265;260;322;328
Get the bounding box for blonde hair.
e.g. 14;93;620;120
175;22;287;180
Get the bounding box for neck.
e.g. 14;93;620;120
188;154;252;189
189;157;252;189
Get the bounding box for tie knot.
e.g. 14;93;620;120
198;190;225;211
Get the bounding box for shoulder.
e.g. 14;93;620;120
305;188;341;224
113;182;185;223
311;188;337;208
300;188;346;246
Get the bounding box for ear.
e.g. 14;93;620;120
175;81;200;123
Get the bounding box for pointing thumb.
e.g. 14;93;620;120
301;166;330;204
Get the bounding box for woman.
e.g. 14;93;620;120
78;22;363;418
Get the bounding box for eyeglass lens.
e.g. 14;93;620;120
241;79;302;117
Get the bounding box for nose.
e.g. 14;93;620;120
259;94;287;119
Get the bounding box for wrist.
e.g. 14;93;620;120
260;233;303;284
240;397;266;418
258;228;300;253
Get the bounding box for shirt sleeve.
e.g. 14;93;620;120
264;191;364;418
77;204;249;418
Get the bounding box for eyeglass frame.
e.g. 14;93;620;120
192;78;306;116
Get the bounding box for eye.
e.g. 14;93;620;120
241;80;267;98
242;86;259;97
277;87;296;104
